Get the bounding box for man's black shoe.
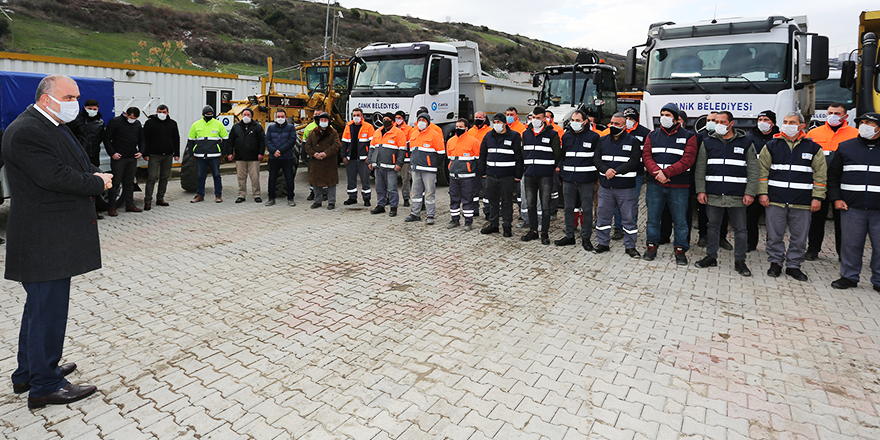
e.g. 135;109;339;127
555;236;576;246
697;236;708;247
307;192;315;201
582;241;595;252
521;231;539;242
694;256;717;268
254;197;262;203
447;220;461;229
480;225;499;234
371;206;386;215
785;267;808;282
767;263;782;277
594;244;610;254
327;203;335;210
95;214;104;220
403;199;410;207
719;239;733;250
734;261;752;277
503;226;512;237
643;243;657;261
14;363;76;394
235;197;246;203
804;250;819;261
874;285;880;293
364;200;371;207
389;207;398;217
674;247;688;266
611;229;624;241
343;198;357;205
310;202;322;209
404;214;421;222
625;248;641;259
831;278;858;289
28;383;96;409
540;233;550;245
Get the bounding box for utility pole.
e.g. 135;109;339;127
323;0;331;58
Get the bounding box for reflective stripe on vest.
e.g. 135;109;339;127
704;136;751;196
765;137;820;206
838;138;880;209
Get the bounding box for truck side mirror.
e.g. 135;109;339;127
840;60;856;89
532;74;541;88
625;47;637;86
810;36;829;82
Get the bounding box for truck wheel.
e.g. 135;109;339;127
180;152;197;192
275;174;289;197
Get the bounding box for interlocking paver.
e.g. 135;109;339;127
1;168;878;439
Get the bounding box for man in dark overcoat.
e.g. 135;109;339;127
2;74;112;409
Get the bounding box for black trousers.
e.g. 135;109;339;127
808;198;841;255
13;278;71;398
486;175;516;228
110;157;137;207
747;203;764;250
268;159;296;201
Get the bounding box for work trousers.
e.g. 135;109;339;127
747;203;765;250
145;154;173;203
839;208;880;287
235;160;261;199
486;175;516;228
523;175;553;234
550;171;560;213
765;205;811;269
346;160;371;201
268;159;296;201
562;181;595;241
597;186;637;248
399;163;411;201
375;167;399;208
410;170;437;218
808;199;841;256
196;157;222;197
312;185;336;204
110;157;137;207
13;278;71;398
706;205;747;262
646;182;690;249
449;177;477;223
613;175;643;230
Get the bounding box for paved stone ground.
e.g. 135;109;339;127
0;168;878;440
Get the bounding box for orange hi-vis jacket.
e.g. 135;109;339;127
806;123;859;161
341;121;375;161
369;126;407;169
467;124;492;143
408;127;446;173
395;122;414;162
508;120;526;135
446;133;481;179
550;122;564;140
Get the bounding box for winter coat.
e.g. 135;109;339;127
143;114;180;157
69;109;105;159
105;114;145;157
227;120;266;161
305;126;341;186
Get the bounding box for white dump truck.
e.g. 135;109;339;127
624;16;829;130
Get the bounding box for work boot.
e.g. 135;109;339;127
254;197;262;203
611;229;624;241
156;199;169;206
403;199;410;207
719;238;733;250
310;202;322;209
447;220;461;229
343;198;357;205
464;222;473;231
404;214;421;222
287;199;296;207
480;224;499;234
215;196;222;203
191;195;204;203
804;250;819;261
582;241;595;252
265;199;276;206
389;207;398;217
831;278;858;289
371;206;386;215
694;256;717;268
554;236;576;246
674;247;688;266
107;207;118;217
643;243;657;261
307;190;315;201
502;226;512;237
625;248;641;259
541;233;550;245
125;205;143;212
364;200;371;207
426;217;435;225
143;202;152;211
785;267;808;281
594;244;610;254
327;203;335;210
521;231;539;242
767;263;782;277
697;236;707;247
235;197;246;203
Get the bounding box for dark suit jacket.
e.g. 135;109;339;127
2;105;106;282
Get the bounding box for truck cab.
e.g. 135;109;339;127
625;16;828;130
534;52;618;128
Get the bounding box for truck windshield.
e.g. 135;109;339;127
543;72;596;107
353;57;426;90
305;66;349;93
647;43;788;84
815;77;854;109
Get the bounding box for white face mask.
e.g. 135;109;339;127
127;117;138;124
417;121;427;130
714;123;729;136
859;124;879;139
625;119;636;130
757;121;772;133
352;116;362;124
275;118;286;125
396;118;404;125
47;95;79;123
826;114;843;127
569;121;583;132
86;109;98;118
531;118;543;129
705;121;716;132
157;113;167;121
242;116;252;124
780;124;800;138
319;120;329;128
660;116;674;129
493;123;505;133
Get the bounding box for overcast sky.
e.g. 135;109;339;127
335;0;868;59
